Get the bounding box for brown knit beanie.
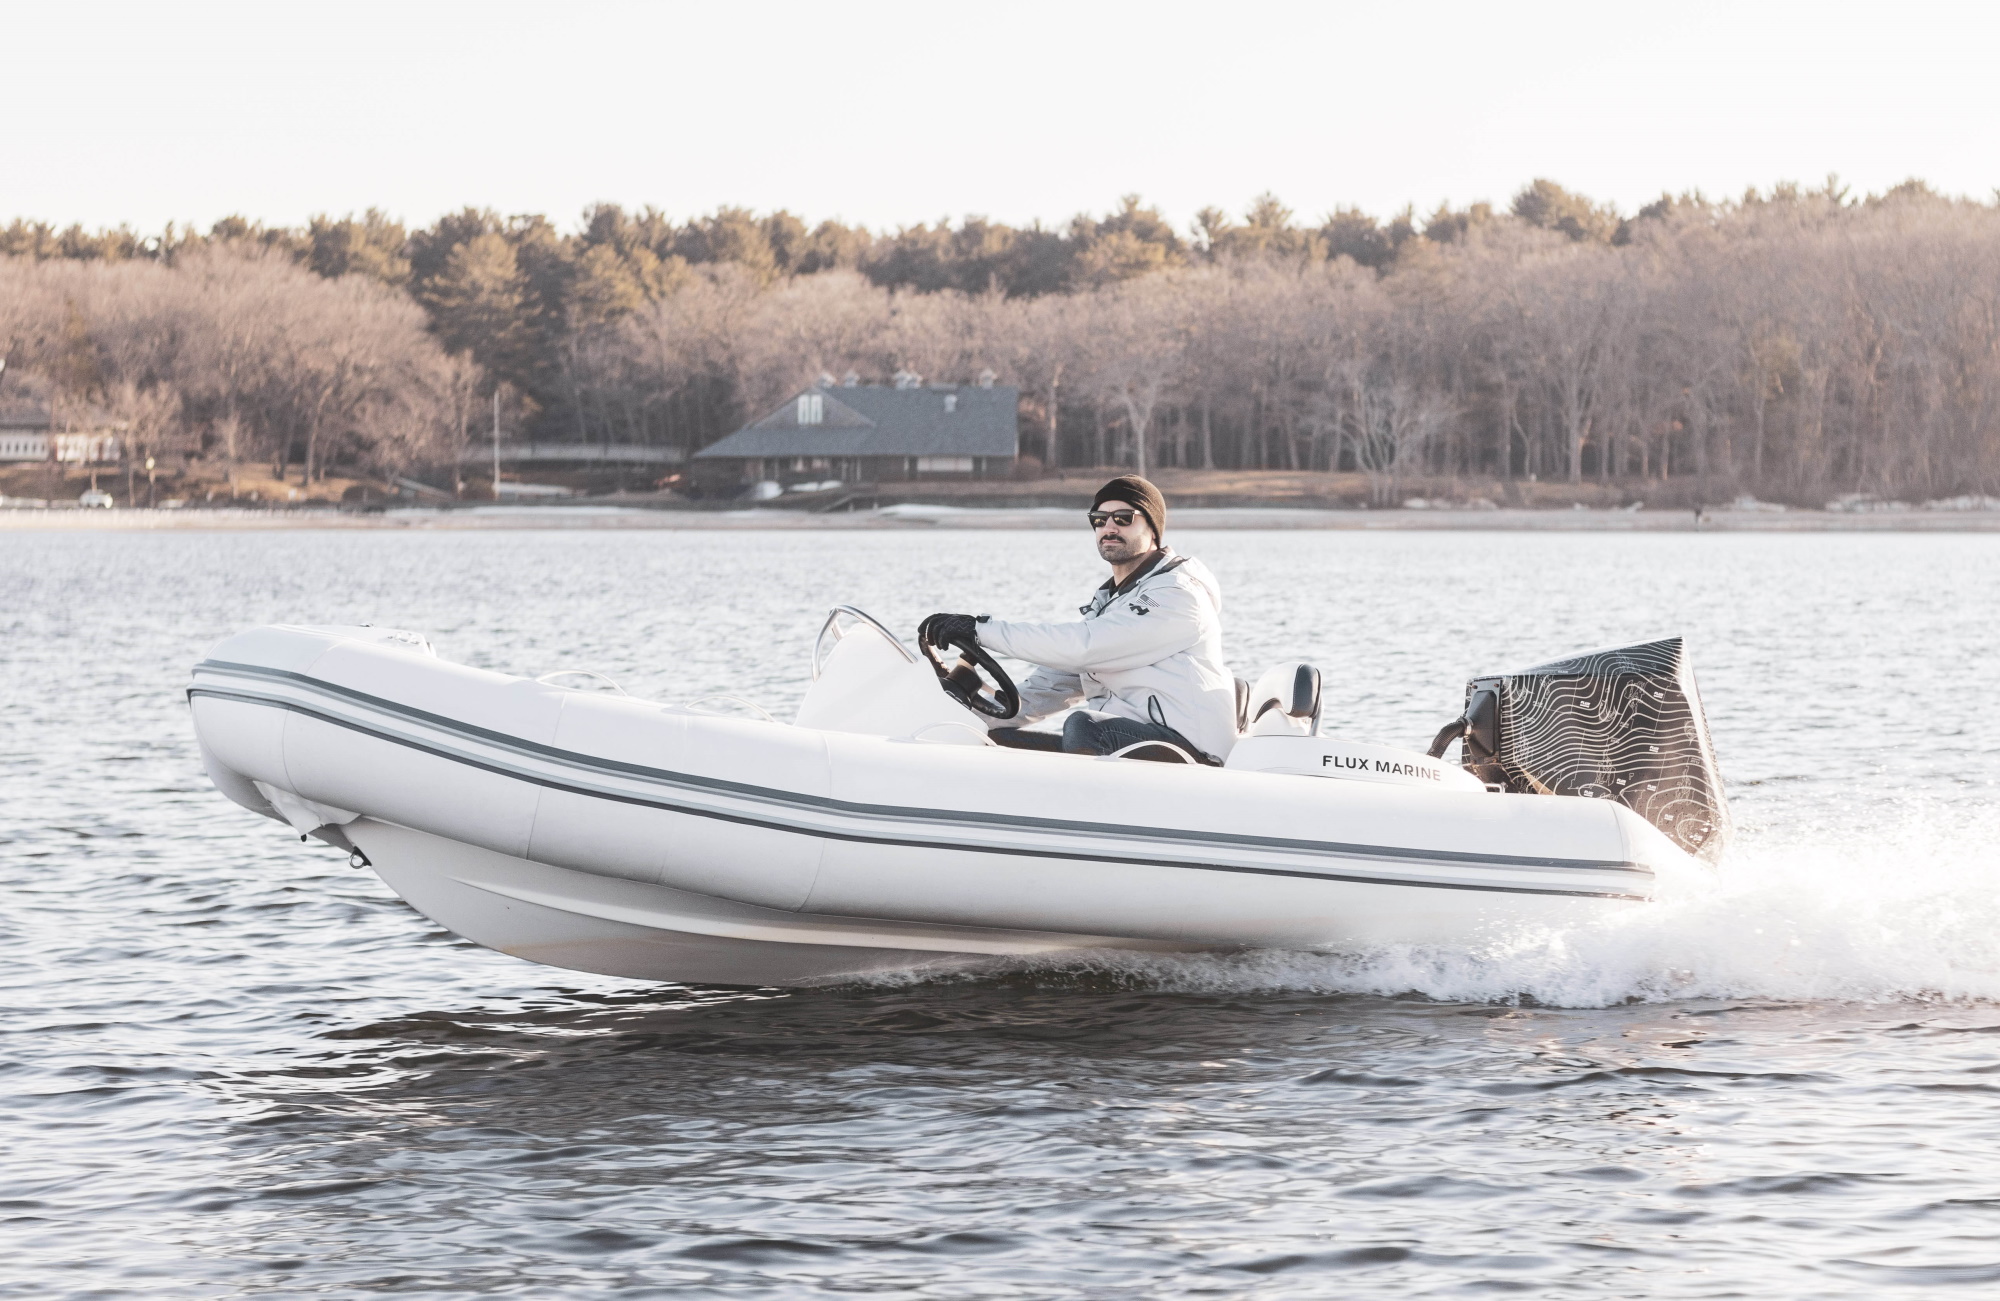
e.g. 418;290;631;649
1092;475;1167;539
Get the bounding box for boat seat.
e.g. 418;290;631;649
989;726;1067;752
1234;678;1251;733
1243;663;1322;737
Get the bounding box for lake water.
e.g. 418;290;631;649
4;527;1999;1298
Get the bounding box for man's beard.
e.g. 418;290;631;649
1098;533;1153;564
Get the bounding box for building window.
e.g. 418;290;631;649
944;393;958;413
916;456;973;474
796;393;824;425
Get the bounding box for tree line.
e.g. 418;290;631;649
3;177;1997;501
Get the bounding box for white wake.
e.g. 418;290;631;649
881;803;2000;1007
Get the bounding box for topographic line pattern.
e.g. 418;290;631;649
1488;637;1731;859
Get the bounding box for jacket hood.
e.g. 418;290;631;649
1154;550;1221;612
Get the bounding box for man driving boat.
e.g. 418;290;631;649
920;475;1238;763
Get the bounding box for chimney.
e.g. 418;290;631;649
842;370;860;387
977;368;996;389
817;372;836;388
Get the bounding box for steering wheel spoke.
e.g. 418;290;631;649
918;623;1020;720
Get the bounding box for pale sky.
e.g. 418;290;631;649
6;0;1996;237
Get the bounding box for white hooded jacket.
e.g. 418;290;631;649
976;547;1239;760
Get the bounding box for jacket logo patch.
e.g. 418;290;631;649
1129;599;1153;615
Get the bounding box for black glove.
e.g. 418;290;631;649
920;613;980;649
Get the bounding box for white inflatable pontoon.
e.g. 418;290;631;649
186;610;1719;986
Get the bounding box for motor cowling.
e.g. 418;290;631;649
1452;637;1731;862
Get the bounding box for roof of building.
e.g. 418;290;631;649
0;404;53;431
695;382;1019;460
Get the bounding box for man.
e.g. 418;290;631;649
921;475;1238;763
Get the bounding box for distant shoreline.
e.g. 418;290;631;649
7;505;2000;532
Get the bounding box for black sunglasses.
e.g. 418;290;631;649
1087;509;1138;529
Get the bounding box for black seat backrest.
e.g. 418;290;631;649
1287;664;1322;728
1244;663;1322;734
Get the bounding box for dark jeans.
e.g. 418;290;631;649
990;712;1207;764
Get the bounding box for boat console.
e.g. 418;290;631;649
796;606;989;744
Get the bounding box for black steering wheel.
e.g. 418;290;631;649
917;620;1020;720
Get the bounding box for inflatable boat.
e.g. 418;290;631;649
186;609;1729;986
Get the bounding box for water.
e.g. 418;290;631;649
4;527;1999;1298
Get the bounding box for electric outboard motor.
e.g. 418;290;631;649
1432;637;1730;861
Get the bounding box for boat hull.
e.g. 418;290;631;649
189;625;1689;986
351;819;1204;985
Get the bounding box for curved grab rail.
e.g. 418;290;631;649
812;605;918;680
678;694;777;723
906;721;994;746
1100;739;1199;765
536;669;626;695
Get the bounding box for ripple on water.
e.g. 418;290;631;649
4;529;2000;1298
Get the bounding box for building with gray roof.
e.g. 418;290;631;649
0;404;125;464
693;371;1018;491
